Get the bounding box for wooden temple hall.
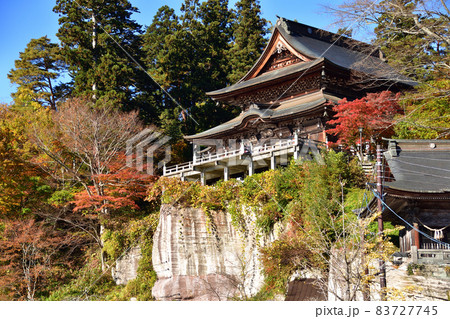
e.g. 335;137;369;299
364;139;450;265
163;17;414;185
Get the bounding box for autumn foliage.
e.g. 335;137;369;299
0;218;80;300
326;91;402;147
1;98;159;300
71;153;158;213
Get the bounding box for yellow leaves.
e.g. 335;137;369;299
146;177;201;206
384;285;422;301
11;87;42;110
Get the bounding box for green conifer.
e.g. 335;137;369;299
53;0;143;107
8;36;66;109
228;0;268;83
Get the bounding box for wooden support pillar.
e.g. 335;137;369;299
224;166;229;181
411;245;418;263
248;160;254;176
193;142;199;164
413;222;420;249
200;171;206;186
293;146;299;160
270;155;276;170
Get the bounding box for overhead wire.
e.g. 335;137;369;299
71;0;199;125
385;166;450;181
389;158;450;173
371;190;450;248
380;178;450;189
64;0;387;300
260;0;385;118
397;155;450;163
66;0;449;298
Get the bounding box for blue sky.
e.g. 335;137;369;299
0;0;351;104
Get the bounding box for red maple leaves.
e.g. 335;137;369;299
327;91;402;147
71;153;158;213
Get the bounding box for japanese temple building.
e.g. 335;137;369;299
163;17;415;185
365;139;450;264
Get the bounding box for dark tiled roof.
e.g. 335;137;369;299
285;279;326;301
207;59;323;96
277;19;415;86
208;18;415;97
384;139;450;193
185;90;338;140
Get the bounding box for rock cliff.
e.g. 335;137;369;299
112;246;142;285
151;204;269;300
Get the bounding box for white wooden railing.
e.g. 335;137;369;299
164;139;298;176
163;161;194;176
421;242;450;250
194;148;242;165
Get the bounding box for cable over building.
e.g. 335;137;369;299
366;139;450;265
163;17;414;185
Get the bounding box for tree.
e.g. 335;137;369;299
227;0;268;83
143;0;267;137
326;91;402;148
258;152;401;300
142;5;183;130
0;106;52;218
326;0;449;82
186;0;240;133
394;79;450;139
0;105;96;300
53;0;143;107
7;37;66;110
0;214;89;301
71;153;157;214
31;97;157;269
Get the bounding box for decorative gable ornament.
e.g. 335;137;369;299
276;42;286;54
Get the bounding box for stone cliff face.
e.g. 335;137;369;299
112;246;142;285
328;253;450;301
151;204;269;300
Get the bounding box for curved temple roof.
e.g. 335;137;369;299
185;90;339;140
208;17;415;98
191;18;416;141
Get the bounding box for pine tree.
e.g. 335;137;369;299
142;0;268;137
187;0;238;133
197;0;234;91
228;0;268;84
8;36;66;110
53;0;143;107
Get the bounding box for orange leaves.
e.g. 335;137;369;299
0;107;47;218
71;153;158;213
0;218;69;300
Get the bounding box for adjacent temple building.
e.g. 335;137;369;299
163;17;414;185
370;139;450;264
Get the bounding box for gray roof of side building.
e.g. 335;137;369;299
384;139;450;193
